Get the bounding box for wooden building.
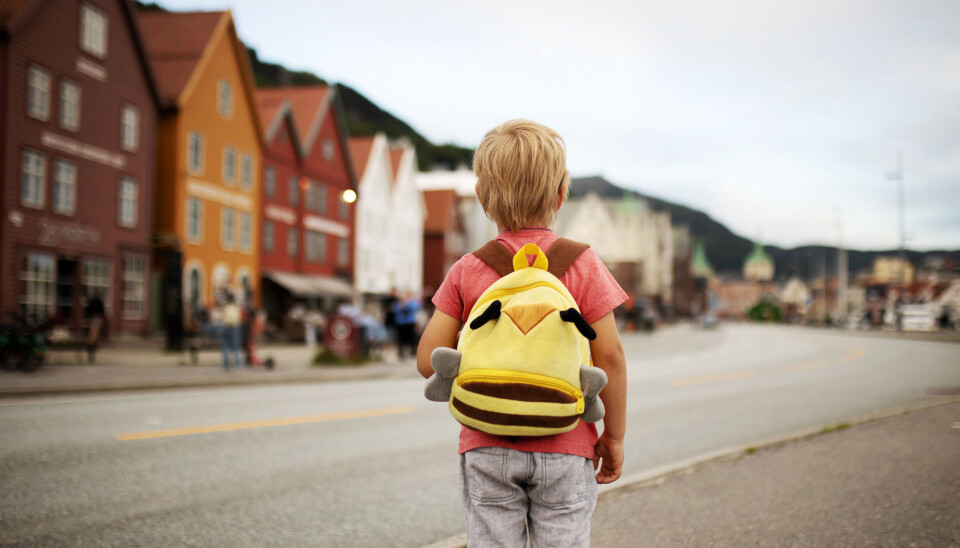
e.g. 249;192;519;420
137;10;261;336
0;0;159;335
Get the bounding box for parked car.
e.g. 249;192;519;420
901;304;937;332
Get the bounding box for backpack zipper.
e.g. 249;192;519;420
457;368;585;414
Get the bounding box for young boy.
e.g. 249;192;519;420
417;119;627;547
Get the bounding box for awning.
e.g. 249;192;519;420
264;271;353;297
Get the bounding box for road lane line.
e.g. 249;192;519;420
671;370;757;387
779;344;866;373
116;405;416;441
780;359;831;373
835;346;866;364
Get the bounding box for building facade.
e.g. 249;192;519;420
0;0;158;335
138;10;261;332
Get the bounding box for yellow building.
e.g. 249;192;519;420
139;11;261;328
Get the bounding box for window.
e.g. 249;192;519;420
186;197;202;242
59;79;81;131
264;166;275;198
27;65;51;121
83;259;110;314
221;207;235;249
263;221;274;253
21;149;45;209
187;267;202;312
122;256;146;320
339;196;349;221
118;176;137;227
306;231;326;263
187;131;204;174
80;3;108;58
120;105;139;151
240;212;251;252
288;175;299;206
241;153;252;190
20;252;55;322
338;237;349;267
287;228;298;257
222;146;236;184
53;159;76;215
315;182;327;213
217;80;232;118
304;179;314;211
322;139;335;161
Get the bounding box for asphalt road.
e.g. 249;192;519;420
1;324;958;547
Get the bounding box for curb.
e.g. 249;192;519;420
422;395;960;548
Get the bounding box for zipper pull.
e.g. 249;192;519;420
576;391;584;414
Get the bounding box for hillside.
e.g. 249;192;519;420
570;176;959;278
246;47;473;171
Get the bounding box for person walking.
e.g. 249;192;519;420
393;292;420;360
84;290;106;363
220;292;243;371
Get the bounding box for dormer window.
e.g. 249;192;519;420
217;80;232;118
80;4;108;58
322;139;334;161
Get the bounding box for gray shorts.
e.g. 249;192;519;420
460;447;598;547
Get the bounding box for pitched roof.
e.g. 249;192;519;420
136;10;224;106
255;90;287;134
348;136;376;180
423;189;457;234
257;86;330;149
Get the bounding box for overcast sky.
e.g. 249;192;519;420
159;0;959;251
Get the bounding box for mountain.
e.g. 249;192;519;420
570;176;960;279
245;48;473;171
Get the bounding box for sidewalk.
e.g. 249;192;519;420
0;340;419;397
590;399;960;547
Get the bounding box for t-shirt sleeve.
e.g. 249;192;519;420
431;259;465;321
565;248;628;325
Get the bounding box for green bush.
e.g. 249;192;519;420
312;348;365;366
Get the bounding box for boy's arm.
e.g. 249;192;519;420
416;309;462;379
589;311;627;484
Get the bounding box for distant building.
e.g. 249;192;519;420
421;189;464;298
416;168;497;254
873;256;914;285
0;0;160;335
743;241;774;282
138;10;262;335
780;277;811;321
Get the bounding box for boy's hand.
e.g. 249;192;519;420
593;433;624;484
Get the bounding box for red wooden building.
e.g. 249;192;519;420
0;0;159;335
421;189;465;298
255;85;356;327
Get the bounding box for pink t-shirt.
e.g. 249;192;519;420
431;228;627;459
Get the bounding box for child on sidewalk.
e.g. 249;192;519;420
417;119;627;547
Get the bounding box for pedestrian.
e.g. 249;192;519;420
220;291;242;371
84;290;106;363
416;119;628;547
393;292;420;360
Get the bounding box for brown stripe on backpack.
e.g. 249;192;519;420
452;399;580;429
461;381;577;404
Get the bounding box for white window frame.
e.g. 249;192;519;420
264;166;275;198
187;131;204;175
120;105;139;152
288;175;299;206
240;212;252;253
53;158;77;215
263;220;274;253
241;153;253;191
338;237;349;267
20;252;55;322
27;65;51;121
322;139;334;161
59;79;81;131
21;149;46;209
186;197;203;243
316;182;327;213
306;230;326;263
223;145;236;185
221;207;235;249
82;258;111;316
287;227;298;257
122;256;147;320
217;79;232;118
118;176;137;228
80;3;108;58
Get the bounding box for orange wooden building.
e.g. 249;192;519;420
138;10;262;336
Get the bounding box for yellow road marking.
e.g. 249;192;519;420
835;346;866;364
780;359;831;373
117;405;416;441
671;370;757;387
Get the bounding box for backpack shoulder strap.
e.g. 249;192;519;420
471;240;514;277
546;238;591;279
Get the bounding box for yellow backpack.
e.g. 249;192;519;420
425;239;608;437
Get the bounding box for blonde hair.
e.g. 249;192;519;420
474;119;570;231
